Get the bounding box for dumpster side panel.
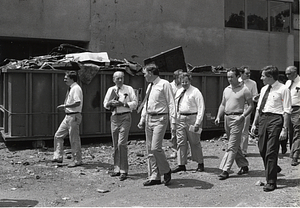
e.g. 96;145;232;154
31;73;53;136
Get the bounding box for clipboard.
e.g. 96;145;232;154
108;89;119;101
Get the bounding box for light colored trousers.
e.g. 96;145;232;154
53;114;82;164
219;115;249;172
176;114;203;165
290;108;300;159
240;114;251;155
111;113;131;174
145;114;170;180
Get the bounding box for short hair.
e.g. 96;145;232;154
180;72;192;81
113;71;124;78
227;67;240;77
173;69;183;78
286;66;297;73
238;65;250;74
261;65;279;80
66;71;78;82
143;63;159;76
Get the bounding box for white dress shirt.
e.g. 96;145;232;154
103;84;138;115
285;75;300;106
176;85;205;125
65;82;83;113
141;77;176;124
257;80;292;115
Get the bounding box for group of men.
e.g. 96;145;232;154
50;64;299;192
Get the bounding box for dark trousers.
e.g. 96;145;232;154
258;113;283;184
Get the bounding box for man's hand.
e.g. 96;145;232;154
194;124;200;132
233;115;245;126
137;120;145;129
215;117;220;126
279;128;287;141
57;104;65;110
250;125;256;135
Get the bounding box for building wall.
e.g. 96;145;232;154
0;0;91;41
0;0;295;71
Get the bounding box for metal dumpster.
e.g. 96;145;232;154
0;68;227;141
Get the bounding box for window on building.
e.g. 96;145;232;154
247;0;268;31
270;1;291;32
225;0;245;28
225;0;292;33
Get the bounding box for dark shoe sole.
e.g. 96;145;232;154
51;159;63;163
143;180;161;186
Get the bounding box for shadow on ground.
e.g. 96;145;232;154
0;199;38;207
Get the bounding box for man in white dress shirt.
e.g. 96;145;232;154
52;71;83;168
285;66;300;166
238;66;258;156
251;65;291;192
103;71;138;181
171;72;205;173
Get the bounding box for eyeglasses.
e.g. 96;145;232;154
245;73;251;75
285;73;291;75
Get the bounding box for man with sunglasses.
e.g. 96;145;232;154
285;66;300;166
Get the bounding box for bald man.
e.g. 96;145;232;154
285;66;300;166
103;71;138;181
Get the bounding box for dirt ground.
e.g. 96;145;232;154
0;134;299;207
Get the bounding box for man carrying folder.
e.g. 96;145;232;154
103;71;138;181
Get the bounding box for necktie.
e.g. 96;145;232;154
137;83;153;113
258;85;271;114
177;89;186;112
288;80;294;90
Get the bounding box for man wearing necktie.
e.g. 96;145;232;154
215;67;253;181
103;71;138;181
52;71;83;168
171;72;205;173
251;66;292;192
285;66;300;166
137;63;175;186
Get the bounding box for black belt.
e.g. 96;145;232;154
225;112;243;116
261;112;282;116
66;112;80;115
148;113;168;116
115;112;131;115
180;112;197;116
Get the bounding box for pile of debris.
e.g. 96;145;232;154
0;44;143;84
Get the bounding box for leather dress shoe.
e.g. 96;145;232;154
263;183;276;192
277;165;282;173
164;169;172;185
51;158;63;163
196;163;204;172
171;165;186;173
67;161;82;168
110;172;121;177
237;166;249;175
119;173;127;181
282;148;287;154
143;180;161;186
218;171;229;180
291;158;298;166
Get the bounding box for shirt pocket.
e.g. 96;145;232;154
270;91;282;107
